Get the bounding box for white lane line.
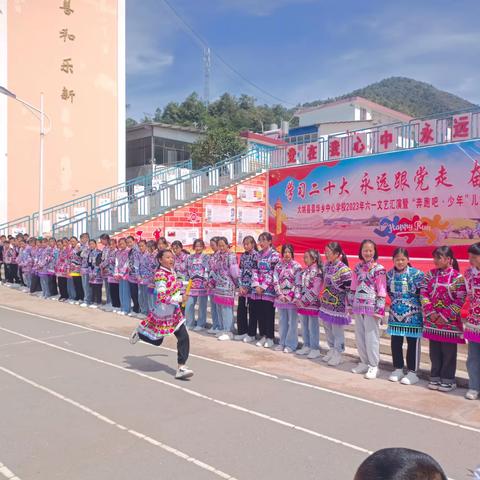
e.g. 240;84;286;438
0;461;21;480
0;324;373;456
0;366;237;480
1;305;479;435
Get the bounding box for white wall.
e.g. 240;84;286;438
0;0;7;224
117;0;126;185
298;103;355;126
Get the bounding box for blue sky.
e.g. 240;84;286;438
126;0;480;120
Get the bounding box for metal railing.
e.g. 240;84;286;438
269;107;480;169
52;148;270;239
0;160;192;237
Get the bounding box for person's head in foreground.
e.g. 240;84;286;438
354;448;447;480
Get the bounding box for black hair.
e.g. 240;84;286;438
258;231;273;243
89;239;97;245
209;236;219;245
100;233;110;241
217;236;230;247
359;239;379;261
158;236;168;245
118;237;127;245
392;247;412;268
146;240;156;249
467;242;480;256
432;246;459;271
138;239;147;246
326;241;348;266
171;240;183;249
126;235;135;242
354;448;447;480
193;238;205;249
80;232;90;239
70;236;78;242
304;248;323;272
281;243;295;258
157;248;172;262
242;235;258;251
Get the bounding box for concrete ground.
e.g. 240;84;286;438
0;286;479;480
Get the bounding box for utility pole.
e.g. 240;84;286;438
203;47;211;107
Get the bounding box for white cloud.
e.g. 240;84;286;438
217;0;317;16
127;50;174;75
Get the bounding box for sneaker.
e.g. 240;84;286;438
465;389;479;400
388;369;404;382
283;347;294;354
256;336;267;347
118;311;127;316
80;302;89;308
127;312;137;317
193;326;205;332
243;335;256;343
89;304;98;309
129;328;140;345
296;346;311;356
438;383;456;393
322;349;334;363
364;366;378;380
274;344;284;352
175;366;194;380
327;350;343;366
263;338;274;349
68;300;76;305
234;333;247;341
218;333;233;341
74;301;81;305
307;349;321;359
352;363;369;374
207;327;220;335
400;371;419;385
427;381;441;390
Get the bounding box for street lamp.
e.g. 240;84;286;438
0;86;51;236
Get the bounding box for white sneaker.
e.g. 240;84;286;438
364;366;378;379
352;363;369;374
327;350;343;366
234;333;247;341
118;311;127;316
218;333;233;341
193;326;205;332
256;336;267;347
283;347;294;354
175;366;194;380
129;328;140;344
322;349;334;363
389;369;404;382
127;312;137;317
89;304;98;309
74;301;81;305
465;389;479;400
400;371;419;385
307;349;321;359
243;335;256;343
68;300;76;305
263;338;274;349
274;344;284;351
296;346;311;356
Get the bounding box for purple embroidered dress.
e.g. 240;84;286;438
320;261;352;325
295;264;323;317
251;248;280;302
273;259;302;310
185;253;210;297
211;251;240;307
238;250;258;298
464;267;480;343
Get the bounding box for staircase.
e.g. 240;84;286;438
0;147;271;239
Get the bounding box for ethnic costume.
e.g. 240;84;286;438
464;267;480;393
420;267;467;387
237;250;258;338
185;253;210;328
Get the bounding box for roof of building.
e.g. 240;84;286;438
294;96;413;122
127;122;204;135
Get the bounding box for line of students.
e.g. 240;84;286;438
2;231;480;400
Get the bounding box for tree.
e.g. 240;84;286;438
153;107;162;122
191;128;247;168
126;117;137;128
179;92;208;127
161;102;182;124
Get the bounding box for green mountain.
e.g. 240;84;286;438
300;77;477;118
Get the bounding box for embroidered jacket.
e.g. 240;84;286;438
55;247;70;277
114;248;130;281
68;245;82;276
273;259;302;310
174;251;189;283
207;252;218;296
251;247;281;302
319;260;352;324
80;243;91;275
295;263;323;316
46;247;58;275
138;251;158;287
37;246;51;277
137;266;185;340
105;247;118;284
19;246;34;274
464;267;480;343
210;251;240;306
31;246;40;274
88;249;103;284
185;253;210;297
238;250;258;297
127;245;141;283
3;245;17;265
420;267;467;344
348;260;387;318
386;267;424;338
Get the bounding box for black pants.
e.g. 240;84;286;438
18;267;25;286
5;264;16;283
237;296;258;337
429;340;458;384
30;273;41;293
49;275;58;296
138;323;190;365
109;282;120;308
58;277;69;299
90;283;102;304
129;281;140;313
391;335;421;372
254;299;276;339
72;276;84;301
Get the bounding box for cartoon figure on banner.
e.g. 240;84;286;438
136;230;143;241
153;229;163;242
189;212;200;225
